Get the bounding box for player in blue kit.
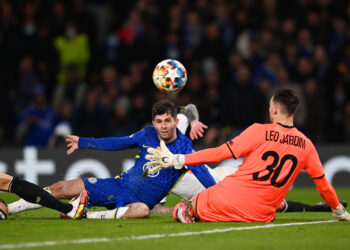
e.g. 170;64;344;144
8;100;215;219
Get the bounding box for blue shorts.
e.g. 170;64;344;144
82;177;140;209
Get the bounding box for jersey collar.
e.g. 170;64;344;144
277;122;295;129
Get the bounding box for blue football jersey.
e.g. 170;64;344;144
79;126;216;209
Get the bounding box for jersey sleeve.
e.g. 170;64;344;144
185;144;233;165
303;141;325;179
226;123;263;159
78;129;145;150
187;164;217;188
313;176;340;209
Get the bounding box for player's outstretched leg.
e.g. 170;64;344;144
279;199;347;212
7;178;75;215
173;199;195;223
8;179;84;215
8;186;54;214
67;190;88;219
311;199;347;212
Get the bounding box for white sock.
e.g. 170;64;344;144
8;199;42;215
280;199;288;213
8;187;51;215
86;207;129;219
177;114;189;134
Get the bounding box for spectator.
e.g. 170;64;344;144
71;0;97;50
50;1;67;36
329;18;346;58
297;28;313;58
107;97;134;137
195;23;228;67
303;78;326;142
16;56;41;114
54;21;90;84
16;85;59;147
253;52;282;86
224;64;265;132
72;89;107;137
183;11;204;53
164;32;181;59
213;2;233;46
49;101;73;147
52;65;87;110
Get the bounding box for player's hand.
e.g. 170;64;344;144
66;135;80;155
145;140;185;173
333;204;350;221
189;120;208;140
145;146;168;174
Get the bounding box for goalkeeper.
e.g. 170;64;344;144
146;89;350;223
154;105;347;214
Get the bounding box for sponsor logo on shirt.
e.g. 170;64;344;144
88;177;98;184
143;163;159;177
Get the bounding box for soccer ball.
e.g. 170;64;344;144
152;59;187;93
0;199;8;220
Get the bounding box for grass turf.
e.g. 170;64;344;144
0;187;349;250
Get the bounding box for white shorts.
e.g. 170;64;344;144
171;166;238;199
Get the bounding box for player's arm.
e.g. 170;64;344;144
66;134;137;155
304;143;350;221
189;120;208;140
313;176;350;221
185;144;234;165
146;124;261;170
145;140;233;172
313;176;339;209
178;104;208;140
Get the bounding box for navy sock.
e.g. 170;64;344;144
285;201;314;212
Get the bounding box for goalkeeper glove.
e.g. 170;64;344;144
145;140;185;174
332;204;350;221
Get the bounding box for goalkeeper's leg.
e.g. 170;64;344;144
277;199;347;212
173;199;196;223
277;199;313;212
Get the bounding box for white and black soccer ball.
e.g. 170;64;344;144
0;199;8;220
152;59;187;93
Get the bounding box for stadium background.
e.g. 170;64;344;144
0;0;350;186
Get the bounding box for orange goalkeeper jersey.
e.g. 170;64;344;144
192;123;325;222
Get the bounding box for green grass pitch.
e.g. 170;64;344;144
0;188;350;250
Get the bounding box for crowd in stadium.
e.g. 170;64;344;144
0;0;350;148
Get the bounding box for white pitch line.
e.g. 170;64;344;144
0;220;337;249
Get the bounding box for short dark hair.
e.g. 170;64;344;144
272;89;299;116
152;100;177;120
